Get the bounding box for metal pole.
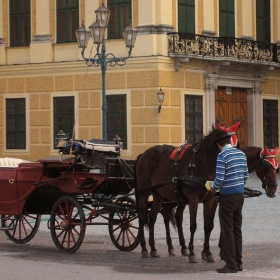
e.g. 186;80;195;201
101;41;107;141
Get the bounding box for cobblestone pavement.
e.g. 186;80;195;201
0;173;280;279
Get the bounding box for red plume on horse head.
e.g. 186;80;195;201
216;120;241;147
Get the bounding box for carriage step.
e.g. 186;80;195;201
0;227;13;231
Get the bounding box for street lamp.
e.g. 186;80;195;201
75;3;137;141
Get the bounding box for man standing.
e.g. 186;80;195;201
210;130;249;273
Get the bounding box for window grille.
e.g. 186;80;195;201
185;95;203;144
9;0;30;47
53;96;75;148
107;0;131;39
6;98;26;149
263;99;278;149
56;0;79;43
106;94;127;149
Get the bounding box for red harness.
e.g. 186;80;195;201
169;144;191;161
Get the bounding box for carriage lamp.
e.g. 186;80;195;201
55;130;67;148
157;88;165;113
113;135;123;151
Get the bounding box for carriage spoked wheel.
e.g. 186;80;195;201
50;196;86;254
108;196;139;252
1;214;41;244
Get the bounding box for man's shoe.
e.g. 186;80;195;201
216;265;238;273
238;263;243;271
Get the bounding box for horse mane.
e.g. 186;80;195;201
189;128;221;179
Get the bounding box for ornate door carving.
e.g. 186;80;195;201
215;87;248;146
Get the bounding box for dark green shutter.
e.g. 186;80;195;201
178;0;195;34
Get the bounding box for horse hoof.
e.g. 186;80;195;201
141;251;150;258
201;252;206;261
206;254;215;263
188;255;198;263
150;251;160;258
168;249;176;256
181;248;189;256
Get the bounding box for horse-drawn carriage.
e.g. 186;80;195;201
0;125;278;261
0;135;139;253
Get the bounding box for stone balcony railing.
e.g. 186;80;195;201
168;32;280;65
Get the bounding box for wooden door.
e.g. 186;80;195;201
215;87;248;146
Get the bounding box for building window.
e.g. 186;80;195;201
256;0;270;43
107;0;131;39
6;98;26;149
9;0;30;47
56;0;79;43
219;0;235;37
178;0;195;34
53;96;75;147
185;95;203;144
263;99;278;149
106;94;127;149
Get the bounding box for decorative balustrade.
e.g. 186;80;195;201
168;32;280;65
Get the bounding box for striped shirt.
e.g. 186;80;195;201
213;144;249;195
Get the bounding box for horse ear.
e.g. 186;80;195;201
230;121;241;132
216;123;227;132
272;147;279;155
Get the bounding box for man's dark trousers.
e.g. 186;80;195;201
219;193;244;270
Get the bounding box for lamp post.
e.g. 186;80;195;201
75;3;137;141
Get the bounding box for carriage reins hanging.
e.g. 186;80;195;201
136;142;206;195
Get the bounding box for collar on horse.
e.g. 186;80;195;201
172;142;199;179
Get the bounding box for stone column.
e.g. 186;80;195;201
240;0;253;39
135;0;173;56
201;0;216;36
30;0;52;63
247;83;263;147
204;74;218;132
0;0;6;65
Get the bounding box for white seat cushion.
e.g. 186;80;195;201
0;157;32;167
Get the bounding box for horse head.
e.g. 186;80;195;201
216;120;241;147
259;146;279;198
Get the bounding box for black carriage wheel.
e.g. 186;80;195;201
1;214;41;244
50;196;85;254
108;196;139;252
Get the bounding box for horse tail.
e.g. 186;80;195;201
134;153;149;229
160;206;177;230
133;153;142;212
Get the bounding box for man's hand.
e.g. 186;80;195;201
209;187;216;195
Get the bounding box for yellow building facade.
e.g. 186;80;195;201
0;0;280;161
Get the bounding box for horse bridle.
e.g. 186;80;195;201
256;156;279;190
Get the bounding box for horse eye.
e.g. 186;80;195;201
263;162;270;172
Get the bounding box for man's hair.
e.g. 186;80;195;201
217;137;231;146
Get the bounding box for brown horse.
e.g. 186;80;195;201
160;145;279;261
135;128;223;262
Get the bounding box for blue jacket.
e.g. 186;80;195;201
212;144;249;195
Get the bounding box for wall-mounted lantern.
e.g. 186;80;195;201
157;88;165;113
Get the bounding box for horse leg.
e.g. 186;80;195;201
161;206;176;256
148;193;164;258
188;198;199;263
138;194;151;258
175;203;189;256
201;198;218;263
